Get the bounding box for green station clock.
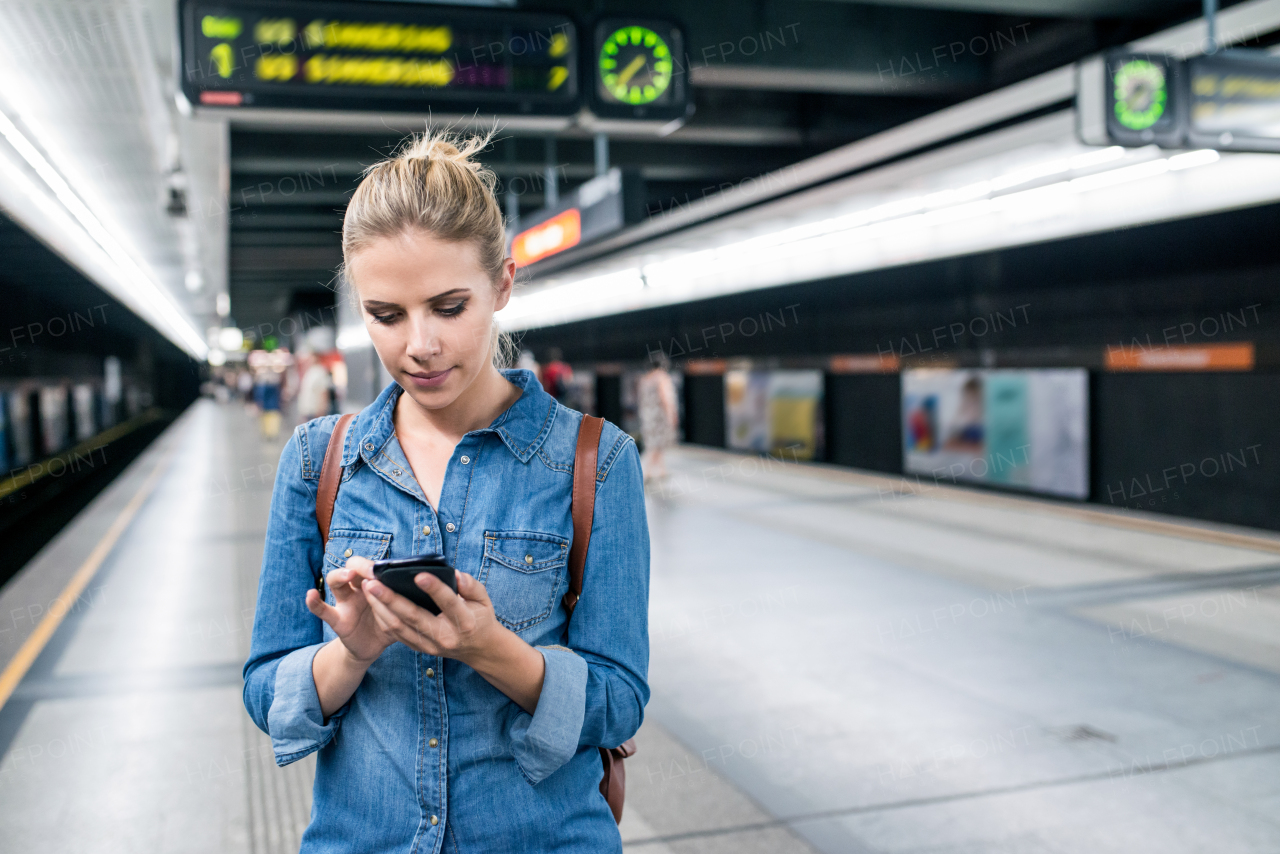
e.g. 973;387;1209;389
599;25;672;105
590;17;687;120
1112;59;1166;130
1104;51;1183;147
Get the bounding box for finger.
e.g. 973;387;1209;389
327;571;363;600
455;571;491;607
415;573;469;623
305;588;338;625
346;556;375;579
369;576;448;633
364;582;433;647
362;582;406;632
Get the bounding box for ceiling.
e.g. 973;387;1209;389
224;0;1226;334
0;0;222;358
0;0;1248;350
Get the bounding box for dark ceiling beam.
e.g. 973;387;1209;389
689;64;972;96
231;245;344;272
231;160;790;184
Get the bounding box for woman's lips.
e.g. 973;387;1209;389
406;367;453;388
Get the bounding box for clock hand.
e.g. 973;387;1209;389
617;54;647;88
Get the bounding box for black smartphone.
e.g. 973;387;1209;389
371;554;457;615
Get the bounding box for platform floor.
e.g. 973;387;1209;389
2;400;1279;853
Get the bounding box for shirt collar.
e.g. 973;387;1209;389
348;368;557;466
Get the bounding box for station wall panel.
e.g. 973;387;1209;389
823;374;903;474
1093;372;1280;530
595;374;623;428
683;374;725;448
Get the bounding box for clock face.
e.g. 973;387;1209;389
598;25;673;105
1113;59;1167;131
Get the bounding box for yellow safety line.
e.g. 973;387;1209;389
0;443;172;711
0;408;163;500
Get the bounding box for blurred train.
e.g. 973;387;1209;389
0;356;152;475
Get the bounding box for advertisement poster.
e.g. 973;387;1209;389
725;369;823;460
902;368;1088;499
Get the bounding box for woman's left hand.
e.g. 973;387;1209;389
358;569;501;664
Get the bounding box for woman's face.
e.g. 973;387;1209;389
347;229;514;411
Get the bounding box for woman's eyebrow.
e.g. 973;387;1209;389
427;288;471;301
362;300;401;310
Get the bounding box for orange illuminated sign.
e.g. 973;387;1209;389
1104;342;1254;371
512;208;581;266
828;353;900;373
683;359;727;375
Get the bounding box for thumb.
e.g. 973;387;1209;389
305;588;337;625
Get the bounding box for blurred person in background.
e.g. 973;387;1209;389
296;327;340;420
250;347;291;440
637;353;678;483
255;366;282;439
237;368;254;407
541;347;573;403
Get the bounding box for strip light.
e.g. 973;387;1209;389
503;146;1223;329
0;110;207;358
336;323;372;350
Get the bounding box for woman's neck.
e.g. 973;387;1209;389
396;367;520;443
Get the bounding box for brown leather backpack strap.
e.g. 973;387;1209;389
562;414;603;617
599;737;637;822
316;413;355;548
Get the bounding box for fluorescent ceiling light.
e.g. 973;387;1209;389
502;143;1235;331
0;110;206;358
336;323;372;350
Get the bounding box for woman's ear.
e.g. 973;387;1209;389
493;257;516;312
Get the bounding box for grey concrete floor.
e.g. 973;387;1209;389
635;447;1280;853
2;401;1279;853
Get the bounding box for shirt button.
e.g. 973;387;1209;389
426;668;435;678
524;554;533;565
343;548;353;558
430;815;438;826
364;443;374;450
423;525;431;536
429;738;438;748
445;522;455;533
460;455;470;464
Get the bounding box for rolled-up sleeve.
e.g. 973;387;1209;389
509;645;588;783
268;643;352;763
243;423;347;766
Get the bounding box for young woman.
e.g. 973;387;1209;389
243;132;650;853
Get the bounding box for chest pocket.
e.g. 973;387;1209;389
480;531;569;632
322;530;393;597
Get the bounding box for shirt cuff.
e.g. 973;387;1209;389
510;645;588;784
267;642;350;766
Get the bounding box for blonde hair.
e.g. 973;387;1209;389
342;127;515;367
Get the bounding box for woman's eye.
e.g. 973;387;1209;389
437;301;467;317
371;313;399;325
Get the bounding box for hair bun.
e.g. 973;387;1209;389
400;129;490;172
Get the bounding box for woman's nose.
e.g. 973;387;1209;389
405;318;441;359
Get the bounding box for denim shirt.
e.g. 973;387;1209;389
243;370;650;854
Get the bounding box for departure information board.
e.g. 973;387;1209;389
1188;52;1280;152
179;0;579;114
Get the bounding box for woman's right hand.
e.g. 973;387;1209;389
305;556;394;664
